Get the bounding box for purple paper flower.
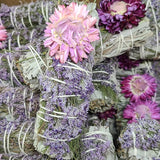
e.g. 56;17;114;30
123;100;160;123
118;52;141;70
98;0;146;33
121;74;157;102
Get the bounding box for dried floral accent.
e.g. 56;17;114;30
34;54;94;159
0;87;40;121
123;100;160;123
118;52;141;70
98;0;146;33
81;125;116;160
119;118;160;159
0;24;7;49
95;17;152;62
121;74;157;102
44;2;99;63
0;154;51;160
98;107;117;120
0;119;35;155
0;1;58;29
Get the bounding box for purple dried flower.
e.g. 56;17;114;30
98;0;146;33
118;52;141;70
119;118;160;150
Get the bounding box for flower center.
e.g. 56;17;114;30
110;1;127;16
55;18;85;47
130;77;148;95
135;105;151;118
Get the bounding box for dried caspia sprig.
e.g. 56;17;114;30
0;119;35;155
0;53;24;87
3;26;45;51
95;17;153;63
0;153;54;160
0;87;39;121
0;0;58;29
81;125;118;160
118;118;160;160
34;54;94;159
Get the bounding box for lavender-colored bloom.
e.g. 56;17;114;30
81;126;113;160
0;119;35;154
34;54;94;159
0;86;40;121
119;118;160;150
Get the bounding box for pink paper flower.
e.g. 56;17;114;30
121;74;157;102
44;2;99;63
98;0;146;33
123;100;160;123
0;25;7;49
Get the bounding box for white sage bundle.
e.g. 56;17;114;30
95;17;153;63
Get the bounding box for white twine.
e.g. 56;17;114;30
85;130;109;137
45;1;49;22
7;55;22;86
44;75;66;84
3;123;9;154
17;33;21;48
21;121;33;153
149;0;159;57
28;46;44;75
10;93;15;117
6;55;13;86
18;121;27;154
56;61;92;75
37;113;49;122
38;110;76;119
35;131;79;142
27;3;33;27
21;16;26;28
13;7;18;29
23;88;27;118
140;45;145;59
85;148;96;153
41;1;47;22
9;156;13;160
29;45;48;69
22;155;28;160
7;95;11;115
144;61;152;75
82;137;107;143
30;29;35;42
8;30;15;51
10;12;15;28
131;129;137;156
28;91;33;119
120;32;129;48
7;124;15;154
57;94;80;98
129;29;134;49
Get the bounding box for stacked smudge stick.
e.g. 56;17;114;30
0;0;160;159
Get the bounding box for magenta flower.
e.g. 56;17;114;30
98;0;146;33
123;100;160;123
118;52;141;70
121;74;157;102
44;2;99;63
97;107;117;120
0;25;7;49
